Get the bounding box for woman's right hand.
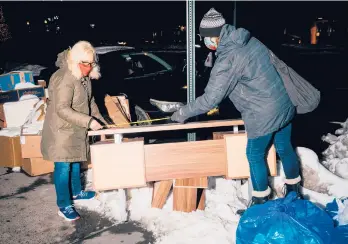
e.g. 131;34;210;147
89;119;103;131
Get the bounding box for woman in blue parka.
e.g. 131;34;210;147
171;8;302;214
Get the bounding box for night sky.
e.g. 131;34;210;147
1;1;348;64
3;1;348;36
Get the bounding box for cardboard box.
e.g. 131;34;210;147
22;158;54;176
111;95;131;121
0;71;34;92
2;98;40;128
0;86;45;104
20;135;42;158
0;136;22;167
20;134;93;170
105;95;131;127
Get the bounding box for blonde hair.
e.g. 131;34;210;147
67;40;101;80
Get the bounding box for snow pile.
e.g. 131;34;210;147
321;119;348;179
271;146;348;206
76;169;128;222
77;171;247;244
129;179;246;244
271;153;335;207
298;147;348;198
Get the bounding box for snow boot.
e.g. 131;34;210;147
236;195;270;216
283;182;303;199
282;176;302;199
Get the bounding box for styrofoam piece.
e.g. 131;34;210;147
3;98;39;127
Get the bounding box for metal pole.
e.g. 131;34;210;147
233;1;237;27
186;0;196;141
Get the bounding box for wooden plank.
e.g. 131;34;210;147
88;119;244;136
213;130;246;140
151;180;173;209
197;189;206;210
90;140;147;191
224;133;277;179
145;140;226;181
173;188;197;213
174;177;208;189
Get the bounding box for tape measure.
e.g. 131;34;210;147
103;117;171;128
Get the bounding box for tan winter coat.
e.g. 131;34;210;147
41;50;106;162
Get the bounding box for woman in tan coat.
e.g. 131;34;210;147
41;41;106;221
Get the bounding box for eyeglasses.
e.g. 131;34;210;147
80;61;97;67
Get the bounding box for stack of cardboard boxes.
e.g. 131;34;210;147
0;71;53;176
0;70;132;176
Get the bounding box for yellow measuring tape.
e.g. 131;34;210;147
103;117;171;128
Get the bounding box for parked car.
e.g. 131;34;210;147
7;45;240;126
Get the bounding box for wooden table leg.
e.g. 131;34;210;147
173;187;198;212
172;177;208;212
152;180;173;209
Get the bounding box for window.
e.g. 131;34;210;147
128;54;167;75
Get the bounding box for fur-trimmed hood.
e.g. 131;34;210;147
55;41;101;80
55;49;69;69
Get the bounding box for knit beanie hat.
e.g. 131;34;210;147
199;8;226;37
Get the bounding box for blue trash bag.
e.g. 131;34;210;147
332;225;348;244
325;197;348;226
325;198;348;244
236;192;335;244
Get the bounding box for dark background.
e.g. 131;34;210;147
2;1;348;53
1;1;348;156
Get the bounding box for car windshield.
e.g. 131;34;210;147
123;53;168;76
98;51;168;79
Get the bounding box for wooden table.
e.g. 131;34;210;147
87;119;276;213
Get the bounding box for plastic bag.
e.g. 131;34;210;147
325;198;348;244
326;197;348;226
236;192;334;244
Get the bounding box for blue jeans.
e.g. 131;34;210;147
246;123;300;192
53;162;82;208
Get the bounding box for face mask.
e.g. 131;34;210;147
204;37;218;51
79;63;93;77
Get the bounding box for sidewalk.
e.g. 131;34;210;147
0;167;154;244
